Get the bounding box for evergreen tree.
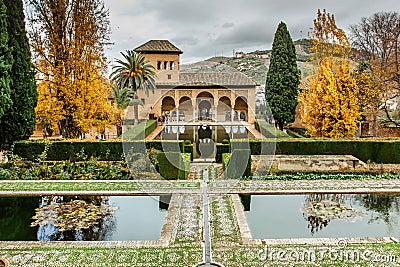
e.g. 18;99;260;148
0;0;38;144
265;22;300;130
0;0;12;125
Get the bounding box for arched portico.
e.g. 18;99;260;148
197;92;214;121
234;96;248;121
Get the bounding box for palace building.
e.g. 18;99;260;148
133;40;259;158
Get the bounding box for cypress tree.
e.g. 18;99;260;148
1;0;38;144
265;22;300;130
0;0;11;125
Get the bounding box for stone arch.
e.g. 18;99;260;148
234;96;248;121
162;96;175;114
197;92;214;121
178;96;193;121
218;96;232;121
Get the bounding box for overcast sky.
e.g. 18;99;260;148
103;0;399;64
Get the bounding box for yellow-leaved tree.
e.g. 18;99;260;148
27;0;113;138
299;9;360;138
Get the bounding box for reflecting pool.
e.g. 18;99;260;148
0;196;168;241
243;194;400;239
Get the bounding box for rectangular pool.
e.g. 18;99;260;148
0;196;168;241
244;194;400;239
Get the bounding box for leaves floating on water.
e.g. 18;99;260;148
31;200;116;232
302;200;365;234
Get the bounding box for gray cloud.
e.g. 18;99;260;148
103;0;399;63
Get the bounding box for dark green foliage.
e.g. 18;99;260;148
183;143;193;160
255;119;290;138
230;139;400;163
0;0;11;125
224;149;251;179
0;0;37;145
122;120;157;140
12;140;184;161
0;197;40;240
222;153;231;170
158;152;190;180
265;22;300;130
0;159;130;180
215;144;230;163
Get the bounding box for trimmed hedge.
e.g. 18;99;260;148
13;140;184;161
224;149;252;179
122;120;157;140
13;138;400;164
231;139;400;163
222;153;231;170
215;144;230;163
255;120;290;138
158;152;191;180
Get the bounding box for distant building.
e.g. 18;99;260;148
235;51;245;58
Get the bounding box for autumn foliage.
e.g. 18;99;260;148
27;0;113;138
299;10;360;138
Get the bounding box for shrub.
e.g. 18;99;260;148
255;120;289;138
12;139;184;162
122;120;157;140
224;149;251;179
215;144;230;163
222;153;231;170
158;152;191;180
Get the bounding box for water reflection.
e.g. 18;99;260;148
0;196;167;241
244;194;400;239
0;197;40;241
36;196;117;241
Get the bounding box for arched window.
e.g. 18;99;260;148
157;61;162;70
164;61;168;70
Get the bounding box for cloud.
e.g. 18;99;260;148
103;0;399;63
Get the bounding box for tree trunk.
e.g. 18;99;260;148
134;104;139;125
116;124;122;137
277;120;284;131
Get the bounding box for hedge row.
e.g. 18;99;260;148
122;120;157;140
158;152;191;180
255;120;289;138
230;139;400;164
12;138;400;164
13;140;184;161
223;149;252;179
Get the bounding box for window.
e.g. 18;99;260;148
141;98;145;105
170;61;174;70
164;61;168;70
167;74;172;80
157;61;162;70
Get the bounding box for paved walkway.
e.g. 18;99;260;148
145;125;163;140
246;124;265;139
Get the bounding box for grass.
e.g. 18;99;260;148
0;245;203;267
0;180;200;193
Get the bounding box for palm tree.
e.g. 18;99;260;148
110;50;156;125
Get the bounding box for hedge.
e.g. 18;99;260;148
224;149;252;179
222;153;231;170
255;120;290;138
231;139;400;163
158;152;191;180
13;140;184;161
13;138;400;164
215;144;230;163
122;120;157;140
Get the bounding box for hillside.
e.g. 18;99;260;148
206;39;314;85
